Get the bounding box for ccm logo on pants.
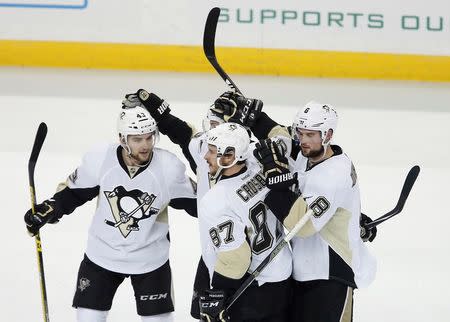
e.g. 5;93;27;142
201;301;220;308
140;293;168;301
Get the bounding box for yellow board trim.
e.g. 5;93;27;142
1;40;449;82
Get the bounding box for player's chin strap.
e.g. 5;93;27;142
210;155;238;181
320;144;329;159
320;130;333;159
121;135;153;168
120;142;152;168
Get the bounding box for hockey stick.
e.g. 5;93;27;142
28;122;50;322
225;208;314;311
203;7;242;94
364;165;420;230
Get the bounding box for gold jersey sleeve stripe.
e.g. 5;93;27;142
215;242;251;280
283;197;317;238
268;125;290;140
319;207;353;266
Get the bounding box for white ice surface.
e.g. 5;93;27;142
1;67;449;321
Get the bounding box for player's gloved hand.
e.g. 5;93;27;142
199;289;230;322
24;199;61;236
122;89;171;123
211;91;242;121
232;96;263;128
253;138;297;191
212;91;263;127
360;213;377;242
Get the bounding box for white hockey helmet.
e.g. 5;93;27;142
292;101;338;148
206;122;250;169
117;106;159;154
202;108;225;131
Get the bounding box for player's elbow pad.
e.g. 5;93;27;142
265;190;297;222
215;242;251;280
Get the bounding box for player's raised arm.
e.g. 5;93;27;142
123;89;198;172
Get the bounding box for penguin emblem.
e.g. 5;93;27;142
103;186;159;238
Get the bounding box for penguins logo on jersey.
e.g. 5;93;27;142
103;186;159;238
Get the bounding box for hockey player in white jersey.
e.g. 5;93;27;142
198;123;292;322
253;102;376;321
121;89;269;319
24;106;197;322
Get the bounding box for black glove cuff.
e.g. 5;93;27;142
211;271;243;292
139;91;171;122
51;199;64;221
266;171;296;191
264;190;298;223
251;112;279;139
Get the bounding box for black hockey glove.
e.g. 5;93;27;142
122;89;171;123
360;213;377;242
212;91;263;127
199;289;230;322
232;96;263;128
24;199;61;236
253;138;297;191
211;91;242;121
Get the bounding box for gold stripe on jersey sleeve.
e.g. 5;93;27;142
268;125;290;140
156;206;168;224
319;207;353;266
283;197;317;238
187;123;198;139
56;180;68;193
215;242;251;280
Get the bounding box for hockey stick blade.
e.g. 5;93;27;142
365;165;420;229
203;7;242;94
29;122;48;205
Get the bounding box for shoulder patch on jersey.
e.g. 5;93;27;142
189;177;198;193
69;168;78;184
350;162;357;187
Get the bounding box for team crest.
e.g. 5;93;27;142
103;186;159;238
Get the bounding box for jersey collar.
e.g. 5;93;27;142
220;165;248;181
116;146;151;179
306;144;343;171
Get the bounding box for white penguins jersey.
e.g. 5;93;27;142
198;163;292;286
291;145;376;288
58;143;196;274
